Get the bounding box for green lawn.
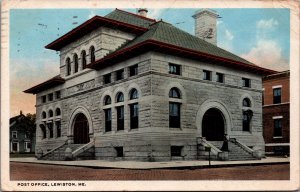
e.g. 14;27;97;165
10;153;36;158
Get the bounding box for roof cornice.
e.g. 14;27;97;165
45;16;148;51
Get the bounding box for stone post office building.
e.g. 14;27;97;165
25;9;275;161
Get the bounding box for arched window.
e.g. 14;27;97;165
169;87;181;99
66;57;71;76
42;111;46;119
130;89;138;100
243;98;251;107
89;46;95;63
242;97;252;132
81;50;87;69
104;95;112;105
55;108;61;116
116;92;124;103
169;87;181;128
74;54;79;73
49;110;53;118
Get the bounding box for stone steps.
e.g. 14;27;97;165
228;141;256;161
41;144;93;161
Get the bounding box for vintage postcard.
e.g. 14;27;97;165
1;0;299;191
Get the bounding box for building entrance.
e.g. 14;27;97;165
73;113;90;144
202;108;225;141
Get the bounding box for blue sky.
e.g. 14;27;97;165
9;8;290;116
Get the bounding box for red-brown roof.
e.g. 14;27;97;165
88;39;276;75
45;15;149;51
24;75;65;94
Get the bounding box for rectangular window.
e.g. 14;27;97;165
242;78;251;88
242;112;250;132
216;72;224;83
104;109;112;132
129;64;138;76
116;69;124;81
130;103;139;129
115;147;124;157
116;106;124;131
55;91;61;99
42;95;47;103
24;142;31;152
47;123;53;138
48;93;53;102
273;88;282;104
169;102;181;128
56;121;61;137
103;73;112;84
274;119;282;137
41;125;46;139
171;146;183;157
169;64;181;75
12;131;17;139
12;142;18;152
203;70;212;81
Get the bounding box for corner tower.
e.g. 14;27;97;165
193;9;219;45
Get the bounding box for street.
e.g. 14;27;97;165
10;162;289;180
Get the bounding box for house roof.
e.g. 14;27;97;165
105;9;156;28
24;75;65;94
88;21;276;75
10;114;25;124
45;9;153;51
263;70;290;81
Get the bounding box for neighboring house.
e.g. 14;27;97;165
10;111;36;153
263;70;290;155
24;9;275;161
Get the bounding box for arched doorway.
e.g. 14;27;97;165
73;113;90;144
202;108;225;141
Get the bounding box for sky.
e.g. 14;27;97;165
9;8;290;117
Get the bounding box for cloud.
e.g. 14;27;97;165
147;9;163;20
239;18;288;71
218;29;234;52
225;29;234;41
240;39;289;71
10;58;59;116
217;20;223;26
257;18;278;30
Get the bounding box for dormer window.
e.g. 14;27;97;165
66;57;71;76
90;46;95;63
81;50;87;69
74;54;79;73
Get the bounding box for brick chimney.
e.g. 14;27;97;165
193;9;219;45
137;8;148;17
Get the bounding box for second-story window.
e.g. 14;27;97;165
55;91;61;99
203;70;212;81
48;93;53;102
66;57;71;76
81;50;87;69
89;46;95;63
74;54;79;73
273;118;282;137
12;131;17;139
116;69;124;81
129;64;138;76
242;78;251;88
216;72;224;83
169;63;181;75
42;95;46;103
273;88;282;104
104;73;111;84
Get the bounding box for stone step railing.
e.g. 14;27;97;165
72;139;95;158
38;140;68;159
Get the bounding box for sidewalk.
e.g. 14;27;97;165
10;156;289;169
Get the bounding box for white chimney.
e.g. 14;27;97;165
192;9;219;45
137;8;148;17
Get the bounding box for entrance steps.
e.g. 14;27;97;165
39;141;95;161
197;137;259;161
